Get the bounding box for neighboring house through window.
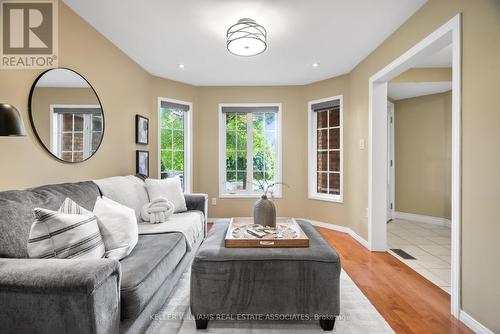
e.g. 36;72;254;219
51;105;103;162
219;103;282;198
308;96;343;202
158;97;192;192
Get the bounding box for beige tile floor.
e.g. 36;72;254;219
387;218;451;294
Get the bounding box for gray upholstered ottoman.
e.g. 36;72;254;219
190;220;341;331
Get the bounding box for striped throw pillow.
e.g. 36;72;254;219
27;207;105;259
58;197;92;215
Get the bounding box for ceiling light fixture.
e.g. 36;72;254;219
178;63;185;69
312;62;320;68
226;18;267;57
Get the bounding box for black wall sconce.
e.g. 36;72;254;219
0;103;27;136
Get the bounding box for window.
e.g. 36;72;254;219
158;98;192;192
51;105;103;162
308;96;343;202
219;104;282;198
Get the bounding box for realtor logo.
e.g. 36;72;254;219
1;0;58;69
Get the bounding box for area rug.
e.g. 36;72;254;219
146;268;393;334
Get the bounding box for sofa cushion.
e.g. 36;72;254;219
119;233;186;319
93;175;150;222
0;181;100;258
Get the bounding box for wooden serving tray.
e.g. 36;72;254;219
224;217;309;248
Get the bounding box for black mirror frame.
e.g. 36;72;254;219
28;67;105;163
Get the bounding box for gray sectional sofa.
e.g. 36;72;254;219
0;178;208;334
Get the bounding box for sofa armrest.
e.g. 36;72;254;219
185;193;208;236
0;258;121;334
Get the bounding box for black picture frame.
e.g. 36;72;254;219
136;150;149;176
135;114;149;145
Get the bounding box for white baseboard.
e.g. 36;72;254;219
460;310;494;334
303;218;369;249
392;211;451;227
207;217;369;249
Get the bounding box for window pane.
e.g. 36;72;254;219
92;132;102;151
92;115;103;132
62;152;72;161
173;130;184;150
317;172;328;194
161;150;172;171
253;113;264;132
63;133;73;150
329;151;340;172
226;171;236;182
329;173;340;195
226;113;236;131
236;151;247;170
329;128;340;149
226;152;236;171
226;131;236;150
265;113;276;131
161;129;172;149
236;131;247;150
237;114;247;131
317;152;328;171
73;133;83;152
63;114;73;131
173;151;184;172
74;114;84;131
317;111;328;128
74;152;83;162
253;112;277;183
329;108;340;127
160;108;173;128
317;129;328;150
172;111;184;129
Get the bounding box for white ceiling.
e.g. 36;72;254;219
36;68;90;88
388;82;452;100
63;0;427;86
414;44;452;68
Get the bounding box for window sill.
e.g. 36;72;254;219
308;193;343;203
219;192;283;199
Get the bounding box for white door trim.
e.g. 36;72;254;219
368;14;461;318
387;101;395;219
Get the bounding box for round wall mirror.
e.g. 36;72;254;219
29;68;104;163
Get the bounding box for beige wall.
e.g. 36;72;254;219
31;87;99;145
0;0;498;330
394;92;451;219
345;0;500;330
391;67;452;82
0;3;151;190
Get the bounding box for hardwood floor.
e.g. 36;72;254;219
315;227;473;334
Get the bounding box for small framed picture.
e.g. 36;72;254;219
136;150;149;176
135;115;149;145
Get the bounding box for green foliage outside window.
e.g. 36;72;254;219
160;108;184;179
225;112;276;191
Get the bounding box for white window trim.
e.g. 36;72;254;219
50;104;101;159
307;95;344;203
157;97;193;193
218;103;282;199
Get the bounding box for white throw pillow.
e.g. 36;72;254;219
145;176;187;213
28;208;105;259
93;196;138;260
93;175;150;222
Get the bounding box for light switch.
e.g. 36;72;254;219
359;139;365;150
211;198;217;205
